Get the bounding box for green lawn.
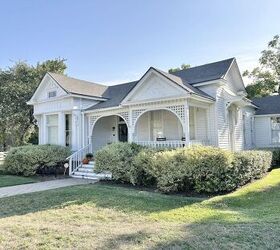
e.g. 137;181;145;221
0;169;279;249
0;175;36;188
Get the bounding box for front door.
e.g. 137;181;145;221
118;124;128;142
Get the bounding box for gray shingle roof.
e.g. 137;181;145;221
170;58;235;85
52;58;235;111
253;95;280;115
87;81;138;110
48;72;108;98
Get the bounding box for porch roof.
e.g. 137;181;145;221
253;95;280;115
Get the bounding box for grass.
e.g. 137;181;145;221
0;175;36;187
0;169;279;249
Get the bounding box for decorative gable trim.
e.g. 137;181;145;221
121;68;189;104
27;73;68;104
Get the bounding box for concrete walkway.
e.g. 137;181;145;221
0;178;97;198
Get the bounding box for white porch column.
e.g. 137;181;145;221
58;112;65;146
42;114;47;144
34;115;42;145
72;109;82;151
184;102;190;146
128;109;133;143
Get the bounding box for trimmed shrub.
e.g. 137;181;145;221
94;142;144;184
95;143;272;194
259;148;280;166
144;146;234;193
187;146;235;193
134;146;272;193
132;148;161;187
232;150;272;185
3;145;71;176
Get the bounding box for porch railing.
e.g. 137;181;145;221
66;144;92;175
135;141;185;148
135;140;209;148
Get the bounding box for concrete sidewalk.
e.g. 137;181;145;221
0;178;96;198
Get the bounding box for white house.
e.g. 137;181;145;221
28;58;260;178
252;95;280;148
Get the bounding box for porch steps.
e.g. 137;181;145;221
71;161;112;180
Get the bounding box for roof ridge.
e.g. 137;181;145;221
48;72;107;88
169;57;235;74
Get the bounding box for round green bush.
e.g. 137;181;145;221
3;145;71;176
94;142;144;184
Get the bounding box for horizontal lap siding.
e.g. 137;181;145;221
195;108;207;140
255;117;271;148
243;109;254;149
234;109;243;151
198;85;218;146
216;89;230;150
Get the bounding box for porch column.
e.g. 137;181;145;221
58;112;65;146
128;109;133;143
42;114;47;144
184;102;190;146
34;115;42;145
72;109;82;151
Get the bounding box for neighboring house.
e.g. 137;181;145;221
28;58;259;177
253;95;280;148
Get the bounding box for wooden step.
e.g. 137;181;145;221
72;171;112;180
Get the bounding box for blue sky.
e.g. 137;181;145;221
0;0;279;85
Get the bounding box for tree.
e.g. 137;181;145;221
244;35;280;99
168;63;191;73
0;59;67;151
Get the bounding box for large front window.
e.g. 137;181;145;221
46;115;58;144
271;117;280;144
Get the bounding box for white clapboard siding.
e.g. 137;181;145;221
254;116;271;148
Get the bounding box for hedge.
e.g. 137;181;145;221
94;142;144;185
259;148;280;166
94;143;273;194
3;145;71;176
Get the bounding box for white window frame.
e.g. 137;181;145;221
46;114;59;145
271;117;280;144
48;90;57;98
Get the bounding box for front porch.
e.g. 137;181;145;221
67;98;214;176
88;104;211;151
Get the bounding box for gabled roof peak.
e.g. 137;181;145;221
170;57;235;85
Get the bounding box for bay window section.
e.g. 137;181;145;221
271;117;280;144
46;114;58;145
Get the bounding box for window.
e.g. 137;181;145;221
271;117;280;144
65;114;72;147
48;91;57;98
46;115;58;144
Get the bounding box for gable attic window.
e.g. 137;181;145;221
48;91;57;98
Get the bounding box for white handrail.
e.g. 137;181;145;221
66;144;92;175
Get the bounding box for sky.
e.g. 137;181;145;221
0;0;279;85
